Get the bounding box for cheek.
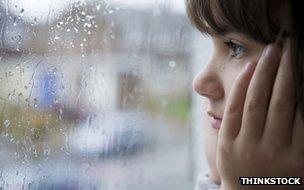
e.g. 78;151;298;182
220;46;263;93
221;64;244;100
221;54;261;98
204;125;218;164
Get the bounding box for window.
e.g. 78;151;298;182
0;0;207;189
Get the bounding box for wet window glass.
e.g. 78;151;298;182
0;0;210;189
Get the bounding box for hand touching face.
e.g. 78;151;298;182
217;40;304;189
193;33;304;187
193;32;264;184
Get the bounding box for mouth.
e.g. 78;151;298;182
207;111;222;130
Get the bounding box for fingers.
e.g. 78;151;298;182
239;44;282;141
263;40;296;145
292;109;304;150
220;61;255;141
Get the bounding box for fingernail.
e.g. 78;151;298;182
243;61;255;75
283;39;291;51
265;44;281;62
282;39;291;64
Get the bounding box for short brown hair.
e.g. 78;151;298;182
186;0;304;118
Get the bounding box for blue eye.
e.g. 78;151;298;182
224;40;245;58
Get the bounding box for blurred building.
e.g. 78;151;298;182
0;1;210;189
1;1;194;113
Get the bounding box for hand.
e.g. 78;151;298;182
217;40;304;189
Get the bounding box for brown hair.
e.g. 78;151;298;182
186;0;304;118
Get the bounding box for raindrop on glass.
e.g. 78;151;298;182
169;61;176;68
19;8;24;14
3;120;11;128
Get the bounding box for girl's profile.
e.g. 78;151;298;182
186;0;304;189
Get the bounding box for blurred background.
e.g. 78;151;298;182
0;0;212;189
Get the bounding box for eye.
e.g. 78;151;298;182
224;40;246;58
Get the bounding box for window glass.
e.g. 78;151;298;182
0;0;200;189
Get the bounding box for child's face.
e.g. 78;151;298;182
193;32;265;183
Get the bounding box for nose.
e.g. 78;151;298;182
192;61;224;100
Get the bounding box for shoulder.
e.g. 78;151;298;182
194;173;220;190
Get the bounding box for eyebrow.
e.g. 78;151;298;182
207;29;239;38
224;31;246;37
204;23;236;36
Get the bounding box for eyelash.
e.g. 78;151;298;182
224;40;246;58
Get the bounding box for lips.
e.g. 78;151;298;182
207;111;222;130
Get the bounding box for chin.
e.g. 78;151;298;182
203;120;221;185
204;130;221;184
209;169;221;185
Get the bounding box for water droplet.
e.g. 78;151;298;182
169;61;176;68
3;120;10;128
7;93;12;100
96;4;101;10
33;149;38;157
30;128;35;133
33;98;38;107
85;15;93;20
19;8;24;14
43;148;51;156
84;23;92;28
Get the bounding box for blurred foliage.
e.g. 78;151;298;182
165;98;191;123
0;102;77;159
145;97;190;123
0;103;62;143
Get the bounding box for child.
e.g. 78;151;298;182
186;0;304;189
